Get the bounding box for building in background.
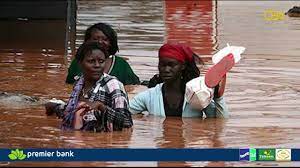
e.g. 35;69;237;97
0;0;76;57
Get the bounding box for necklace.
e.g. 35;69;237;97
82;87;90;99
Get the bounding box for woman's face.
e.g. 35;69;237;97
80;49;106;81
158;57;185;82
88;29;111;51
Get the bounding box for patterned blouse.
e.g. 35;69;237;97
62;73;133;132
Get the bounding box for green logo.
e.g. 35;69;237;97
258;149;275;161
249;148;257;161
8;149;27;160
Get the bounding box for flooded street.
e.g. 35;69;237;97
0;0;300;167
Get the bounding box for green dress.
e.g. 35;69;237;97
66;55;140;85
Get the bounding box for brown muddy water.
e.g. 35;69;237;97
0;0;300;167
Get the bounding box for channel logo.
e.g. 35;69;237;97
239;149;249;161
239;148;256;161
258;149;275;161
276;149;291;161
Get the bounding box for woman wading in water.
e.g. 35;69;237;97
62;42;133;132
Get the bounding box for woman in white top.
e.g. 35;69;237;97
129;43;229;118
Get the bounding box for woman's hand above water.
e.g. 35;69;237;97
84;101;106;112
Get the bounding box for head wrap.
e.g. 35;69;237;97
158;43;194;63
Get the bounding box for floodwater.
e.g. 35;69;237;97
0;0;300;167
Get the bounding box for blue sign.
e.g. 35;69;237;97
1;148;298;162
0;148;239;161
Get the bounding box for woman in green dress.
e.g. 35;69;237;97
66;23;140;85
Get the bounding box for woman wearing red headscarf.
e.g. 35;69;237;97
129;43;229;118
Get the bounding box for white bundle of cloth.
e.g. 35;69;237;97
185;44;246;111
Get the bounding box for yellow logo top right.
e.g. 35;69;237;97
264;9;285;21
276;149;291;161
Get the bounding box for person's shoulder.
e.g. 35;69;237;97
133;83;162;103
153;83;163;90
102;73;125;89
141;83;162;94
70;58;77;63
103;73;121;83
114;55;130;64
69;58;79;68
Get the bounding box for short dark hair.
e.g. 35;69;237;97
75;42;109;62
84;23;119;56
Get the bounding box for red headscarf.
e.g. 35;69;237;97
158;43;194;63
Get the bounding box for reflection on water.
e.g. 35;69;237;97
76;0;165;80
0;0;300;167
164;0;216;57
